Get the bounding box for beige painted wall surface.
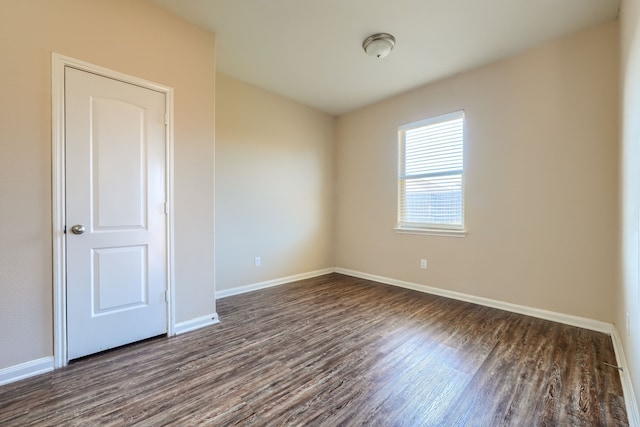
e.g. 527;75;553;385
0;0;215;370
335;21;619;322
215;74;335;291
620;0;640;412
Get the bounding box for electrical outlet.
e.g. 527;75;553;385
254;256;261;268
420;259;427;269
627;312;630;337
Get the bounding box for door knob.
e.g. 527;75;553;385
70;224;86;235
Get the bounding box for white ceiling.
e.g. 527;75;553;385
151;0;619;115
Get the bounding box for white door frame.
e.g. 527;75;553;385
51;53;176;368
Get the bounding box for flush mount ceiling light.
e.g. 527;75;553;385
362;33;396;59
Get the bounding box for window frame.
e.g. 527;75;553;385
395;110;467;237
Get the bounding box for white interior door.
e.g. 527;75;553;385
65;66;168;360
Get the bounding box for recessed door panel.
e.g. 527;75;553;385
91;98;147;230
92;246;148;315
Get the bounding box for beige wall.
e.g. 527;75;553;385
0;0;216;369
620;0;640;412
335;21;619;322
215;74;335;291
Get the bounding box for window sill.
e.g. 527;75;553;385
394;227;468;238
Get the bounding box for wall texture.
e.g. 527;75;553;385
620;0;640;413
0;0;216;370
215;74;335;291
335;21;619;322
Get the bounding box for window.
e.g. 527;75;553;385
397;110;465;235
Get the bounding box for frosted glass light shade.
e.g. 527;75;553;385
362;33;396;59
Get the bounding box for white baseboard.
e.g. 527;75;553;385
217;266;612;334
611;326;640;427
216;268;335;299
175;313;220;335
334;268;612;334
0;357;54;387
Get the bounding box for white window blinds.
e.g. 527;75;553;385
398;111;464;230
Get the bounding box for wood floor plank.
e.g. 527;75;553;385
0;273;629;426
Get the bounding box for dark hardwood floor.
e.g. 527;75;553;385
0;273;628;426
